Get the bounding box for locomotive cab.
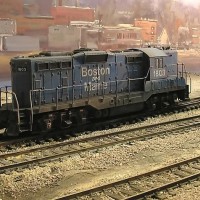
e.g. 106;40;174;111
142;48;189;107
10;58;32;108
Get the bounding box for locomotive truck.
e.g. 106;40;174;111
0;48;189;136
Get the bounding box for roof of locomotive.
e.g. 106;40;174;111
10;48;171;64
73;50;143;57
133;48;168;57
73;50;109;58
11;55;72;62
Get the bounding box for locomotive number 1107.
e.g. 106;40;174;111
153;69;166;78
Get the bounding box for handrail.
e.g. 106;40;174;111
0;86;12;109
177;63;187;78
0;89;20;126
29;90;33;131
180;63;191;93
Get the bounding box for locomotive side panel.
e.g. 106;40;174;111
115;53;128;93
164;50;178;77
125;52;145;91
32;56;73;105
61;62;73;102
116;51;146;93
34;60;52;105
73;51;113;99
107;53;116;95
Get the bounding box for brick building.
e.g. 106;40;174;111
134;18;157;44
98;24;142;50
51;6;95;25
0;0;95;37
0;0;23;17
191;27;200;47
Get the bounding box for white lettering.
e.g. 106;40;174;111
153;69;165;77
81;67;110;77
82;67;87;77
18;67;27;72
84;82;108;92
92;76;100;82
93;68;97;76
88;69;93;76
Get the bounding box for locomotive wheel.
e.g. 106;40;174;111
156;96;162;109
145;99;157;111
169;93;178;105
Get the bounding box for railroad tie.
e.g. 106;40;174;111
190;164;200;170
173;170;188;178
181;167;198;174
121;189;135;196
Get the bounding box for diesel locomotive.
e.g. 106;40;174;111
0;48;189;136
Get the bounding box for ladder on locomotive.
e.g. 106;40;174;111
19;109;31;132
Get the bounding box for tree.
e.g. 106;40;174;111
131;0;155;19
96;0;117;25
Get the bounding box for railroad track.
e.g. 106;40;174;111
56;156;200;200
179;97;200;106
0;114;200;174
1;97;200;150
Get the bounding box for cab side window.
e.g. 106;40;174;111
156;58;163;68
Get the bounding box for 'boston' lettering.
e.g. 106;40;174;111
82;67;110;77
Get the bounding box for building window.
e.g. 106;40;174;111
117;33;122;39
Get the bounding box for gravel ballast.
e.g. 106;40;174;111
0;123;199;199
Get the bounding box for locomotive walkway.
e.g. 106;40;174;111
0;114;200;175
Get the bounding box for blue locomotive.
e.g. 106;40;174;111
0;48;189;136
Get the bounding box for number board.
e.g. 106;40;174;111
17;67;27;72
153;69;166;78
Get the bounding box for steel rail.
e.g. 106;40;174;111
56;156;200;200
0;115;200;174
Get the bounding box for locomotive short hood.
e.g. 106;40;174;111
134;48;168;57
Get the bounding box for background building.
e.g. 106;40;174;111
98;24;142;50
51;6;95;25
191;27;200;47
48;25;83;50
134;18;157;44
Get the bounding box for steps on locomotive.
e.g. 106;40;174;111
19;109;31;132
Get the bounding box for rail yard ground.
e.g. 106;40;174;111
1;104;200;199
0;51;200;199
